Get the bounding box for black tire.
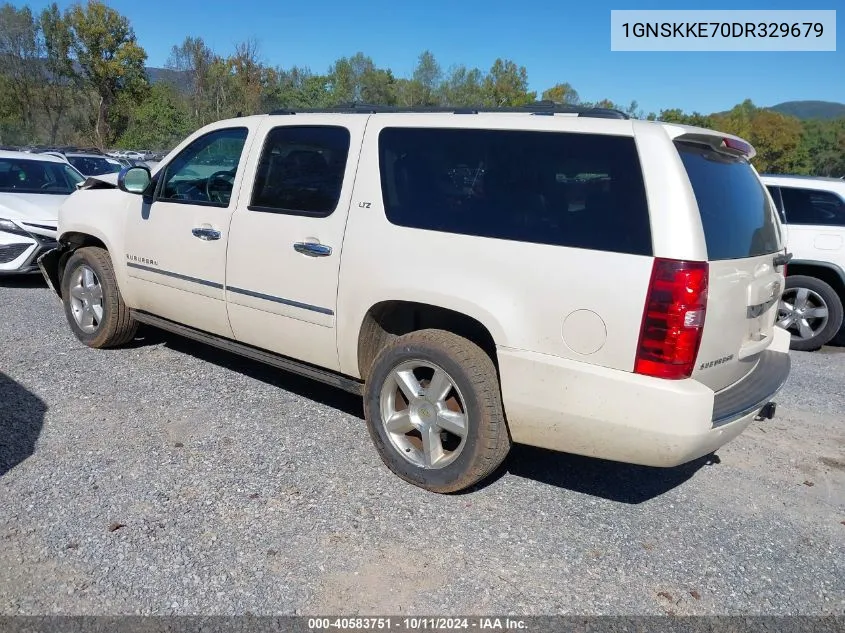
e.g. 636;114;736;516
60;246;138;348
780;275;844;352
363;329;510;493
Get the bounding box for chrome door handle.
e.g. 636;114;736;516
294;242;332;257
192;227;221;241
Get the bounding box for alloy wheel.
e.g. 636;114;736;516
379;360;468;470
778;287;829;342
69;264;104;334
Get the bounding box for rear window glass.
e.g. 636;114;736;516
378;128;652;256
677;142;781;260
67;156;122;176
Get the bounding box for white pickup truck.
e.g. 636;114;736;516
39;104;791;493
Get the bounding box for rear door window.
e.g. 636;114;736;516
779;186;845;227
378;127;652;256
676;142;781;260
249;125;351;217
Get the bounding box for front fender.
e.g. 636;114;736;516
54;189;138;306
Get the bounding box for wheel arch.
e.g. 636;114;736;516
786;259;845;302
45;232;107;298
46;229;126;301
355;300;500;382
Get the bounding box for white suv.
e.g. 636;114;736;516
0;150;85;274
39;104;791;493
761;174;845;351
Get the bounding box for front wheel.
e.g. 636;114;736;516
777;275;844;352
363;329;510;493
60;247;138;348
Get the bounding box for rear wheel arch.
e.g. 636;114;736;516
786;260;845;302
356;301;500;382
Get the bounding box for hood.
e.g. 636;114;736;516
0;192;69;222
79;173;119;189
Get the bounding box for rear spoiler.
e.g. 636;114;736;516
670;130;756;160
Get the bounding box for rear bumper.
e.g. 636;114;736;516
712;350;790;427
498;333;791;468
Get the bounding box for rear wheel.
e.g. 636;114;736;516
777;275;843;352
363;329;510;493
61;247;138;348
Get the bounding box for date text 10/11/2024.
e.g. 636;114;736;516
307;618;528;630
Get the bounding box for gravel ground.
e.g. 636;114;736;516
1;277;844;616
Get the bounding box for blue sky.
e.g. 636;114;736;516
16;0;844;114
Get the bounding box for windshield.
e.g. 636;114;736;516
0;158;85;194
67;156;123;176
676;141;781;261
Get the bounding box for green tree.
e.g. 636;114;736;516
714;98;756;141
482;58;535;106
227;39;265;115
118;82;190;149
66;0;148;147
326;52;396;105
541;82;579;105
654;108;713;128
800;118;845;177
399;50;442;106
0;73;24;144
0;3;41;137
265;66;331;110
206;56;236;120
39;3;76;144
747;109;807;173
166;36;215;126
715;102;807;173
438;65;486;106
327;52;367;102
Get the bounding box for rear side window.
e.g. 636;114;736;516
250;125;350;217
779;187;845;227
378;128;652;255
677;142;781;261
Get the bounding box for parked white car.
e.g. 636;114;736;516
761;175;845;350
0;150;85;274
39;105;791;492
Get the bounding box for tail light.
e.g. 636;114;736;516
635;258;709;380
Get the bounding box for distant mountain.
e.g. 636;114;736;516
769;101;845;120
146;66;190;90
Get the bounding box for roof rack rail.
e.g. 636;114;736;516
268;101;630;119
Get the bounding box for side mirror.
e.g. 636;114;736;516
117;165;151;194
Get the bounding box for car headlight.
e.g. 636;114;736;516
0;218;19;232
